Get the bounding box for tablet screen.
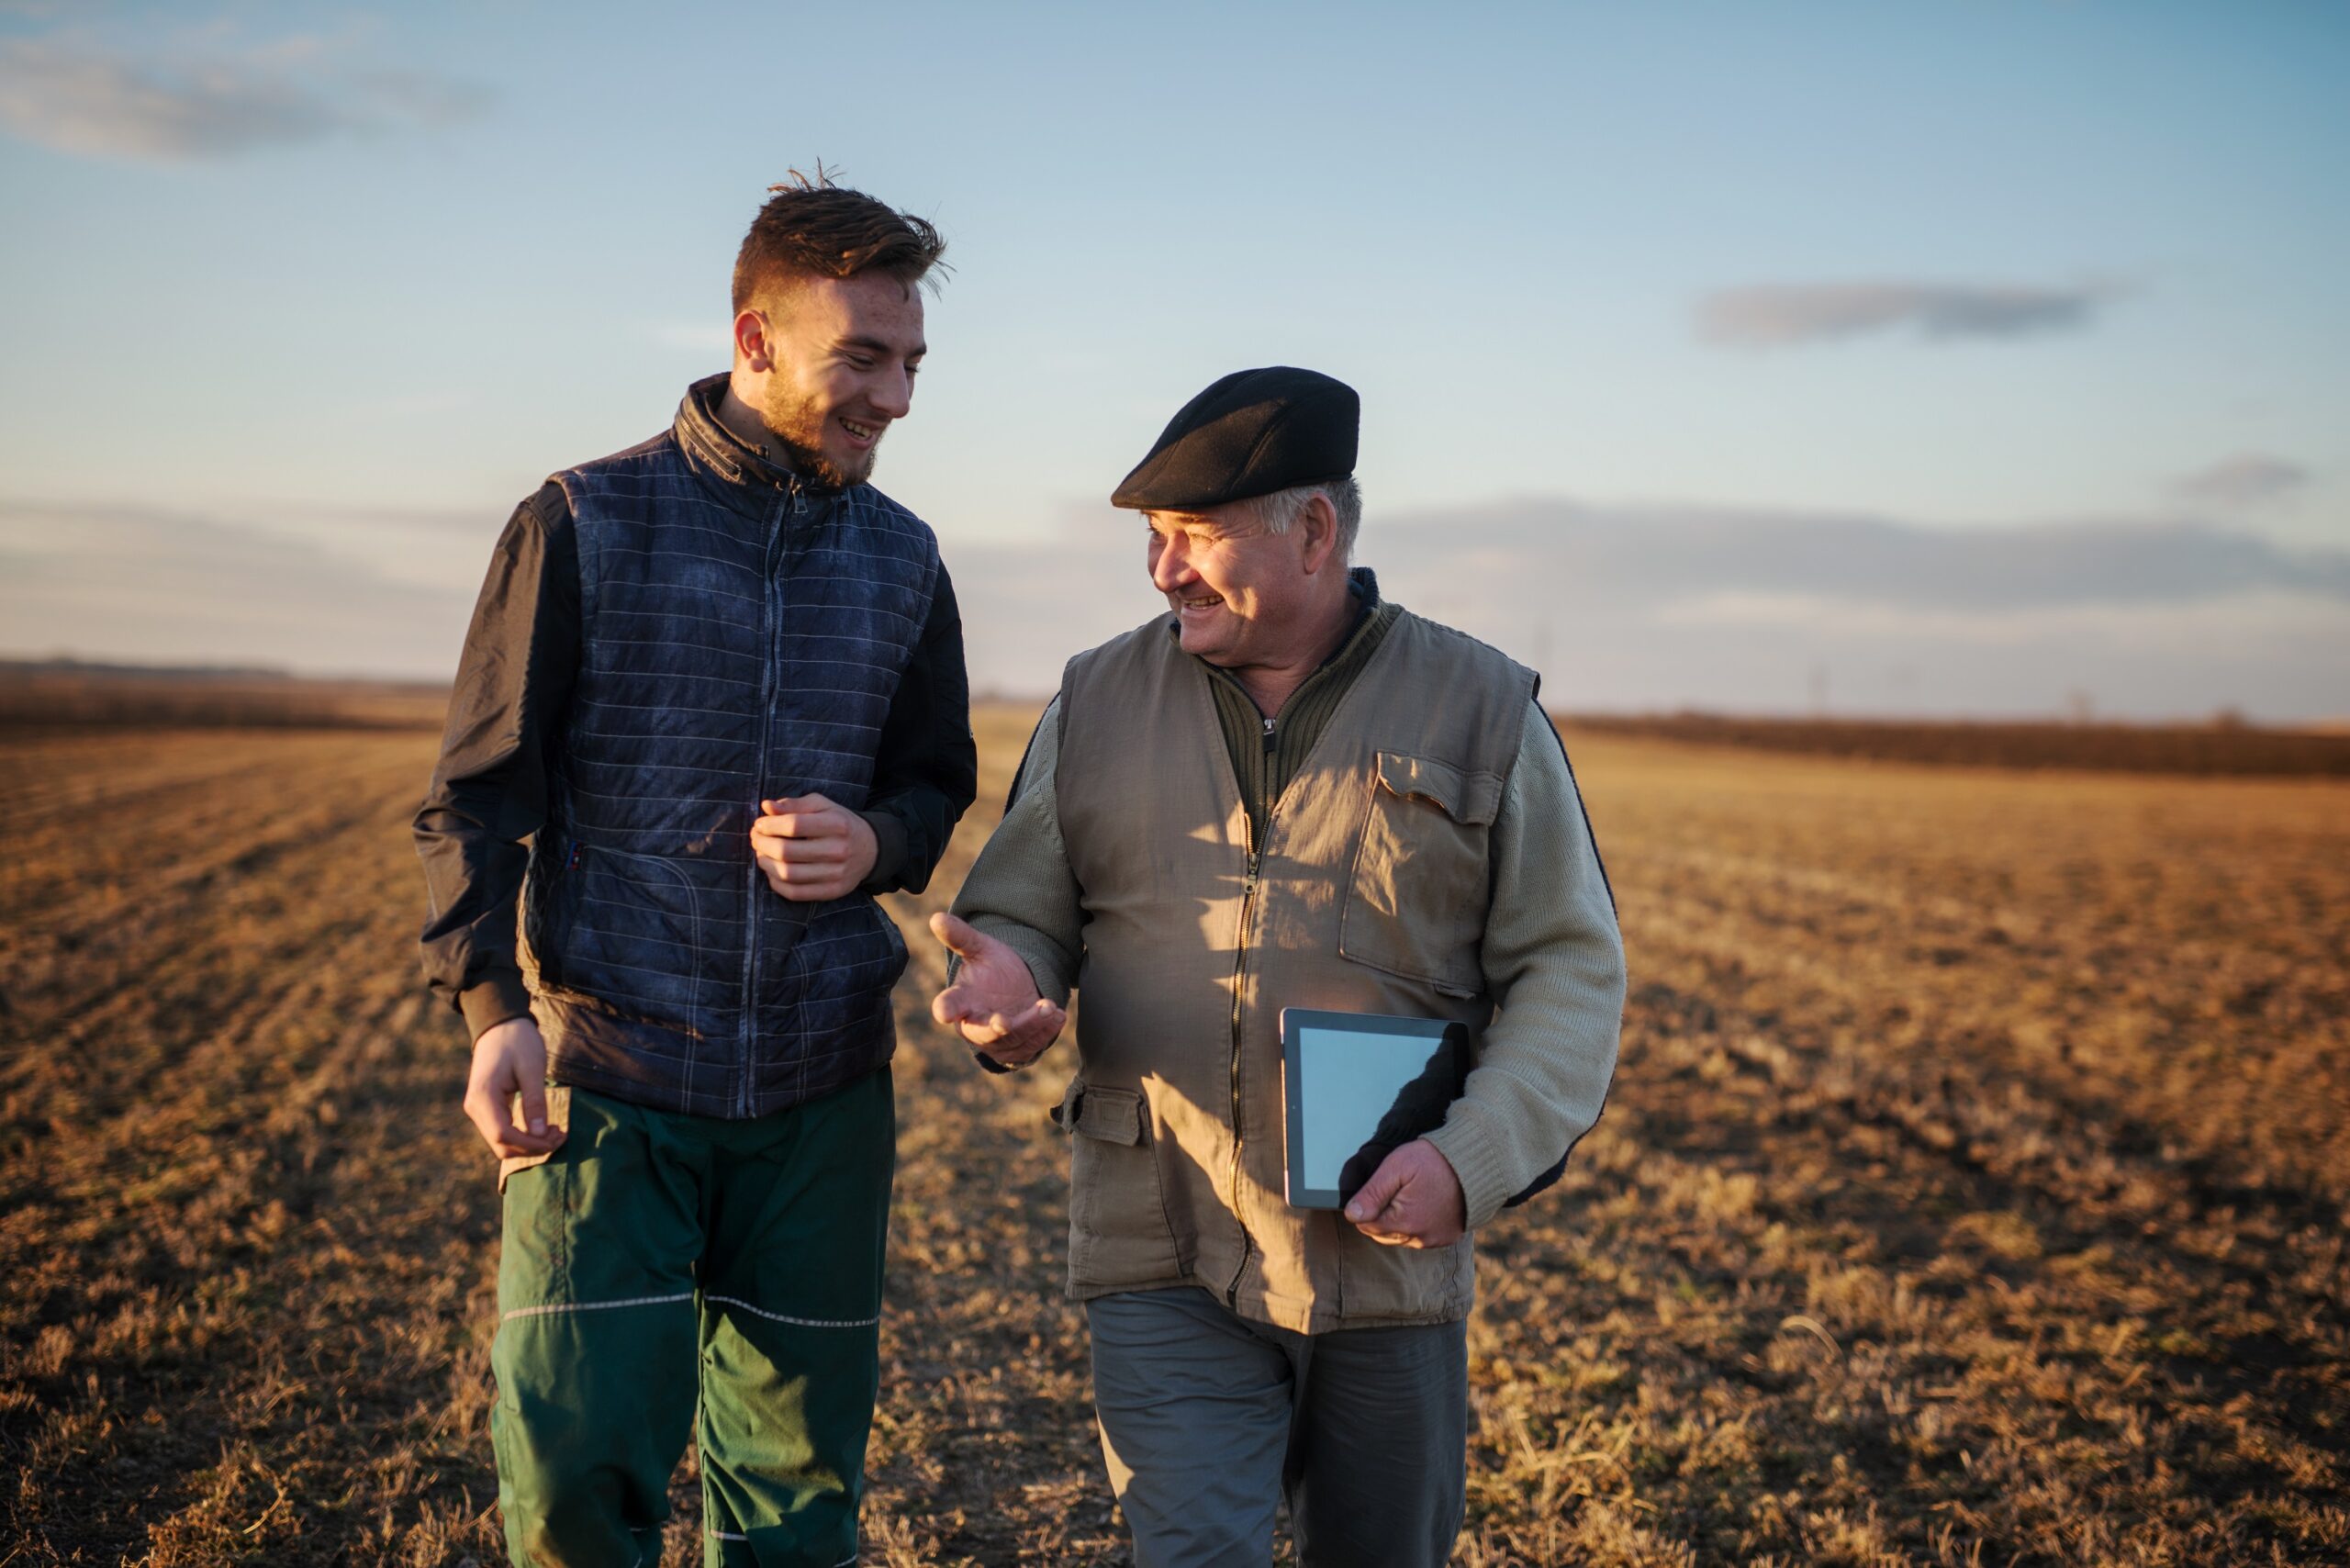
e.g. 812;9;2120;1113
1284;1012;1463;1207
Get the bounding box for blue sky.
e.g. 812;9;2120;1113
3;0;2344;716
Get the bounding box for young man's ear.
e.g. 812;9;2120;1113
733;309;772;372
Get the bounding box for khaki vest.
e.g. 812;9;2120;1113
1053;610;1534;1332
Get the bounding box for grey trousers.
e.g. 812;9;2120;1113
1085;1286;1469;1568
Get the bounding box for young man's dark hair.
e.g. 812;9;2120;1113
416;173;975;1566
731;175;947;312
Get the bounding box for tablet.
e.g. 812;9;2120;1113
1281;1007;1469;1209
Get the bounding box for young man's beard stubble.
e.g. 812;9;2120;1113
759;384;878;491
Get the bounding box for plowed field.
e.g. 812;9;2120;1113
3;712;2344;1565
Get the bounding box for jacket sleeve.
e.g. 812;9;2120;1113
946;695;1085;1006
857;560;978;895
412;482;579;1043
1421;701;1627;1227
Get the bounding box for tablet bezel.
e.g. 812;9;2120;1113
1280;1006;1463;1209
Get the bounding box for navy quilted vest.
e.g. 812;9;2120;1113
522;377;938;1117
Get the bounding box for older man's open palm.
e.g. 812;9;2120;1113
929;912;1068;1066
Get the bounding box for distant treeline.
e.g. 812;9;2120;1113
1;656;297;683
7;661;2344;776
1559;711;2350;777
0;662;447;733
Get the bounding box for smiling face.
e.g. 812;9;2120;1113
734;272;926;488
1145;497;1350;695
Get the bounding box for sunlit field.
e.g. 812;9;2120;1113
2;696;2343;1565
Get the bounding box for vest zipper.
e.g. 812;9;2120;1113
1222;714;1278;1309
1224;838;1259;1310
738;487;792;1117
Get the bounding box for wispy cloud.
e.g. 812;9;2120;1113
2170;453;2311;510
946;499;2350;720
1370;502;2350;612
1697;280;2119;349
9;491;2344;716
0;37;489;162
0;498;473;677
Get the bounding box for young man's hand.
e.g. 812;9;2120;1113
1343;1140;1467;1249
929;912;1067;1066
464;1016;566;1159
751;793;878;902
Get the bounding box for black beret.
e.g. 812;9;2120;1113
1111;366;1359;510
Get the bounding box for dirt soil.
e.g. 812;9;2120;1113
1563;712;2350;777
1;709;2343;1565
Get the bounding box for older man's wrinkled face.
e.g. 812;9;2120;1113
1145;503;1318;671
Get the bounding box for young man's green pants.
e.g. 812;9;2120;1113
491;1069;894;1568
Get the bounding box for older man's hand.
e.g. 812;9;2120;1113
751;793;878;902
929;912;1068;1066
1343;1139;1467;1249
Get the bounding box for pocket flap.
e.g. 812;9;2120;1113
497;1083;572;1193
1376;751;1502;826
1052;1081;1146;1146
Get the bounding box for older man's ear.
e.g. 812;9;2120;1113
1299;489;1343;575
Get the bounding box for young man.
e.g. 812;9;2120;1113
931;368;1625;1566
415;178;974;1567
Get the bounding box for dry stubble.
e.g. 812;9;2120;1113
1;710;2343;1565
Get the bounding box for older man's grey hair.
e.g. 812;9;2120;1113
1251;477;1362;562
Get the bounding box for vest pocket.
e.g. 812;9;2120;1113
520;837;574;987
875;896;910;979
1057;1081;1181;1284
1334;1226;1475;1321
1337;751;1501;997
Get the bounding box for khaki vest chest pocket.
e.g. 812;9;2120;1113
1056;1081;1181;1284
1338;751;1501;997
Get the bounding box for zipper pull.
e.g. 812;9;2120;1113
1256;718;1278;860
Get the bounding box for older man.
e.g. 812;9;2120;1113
930;367;1625;1566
